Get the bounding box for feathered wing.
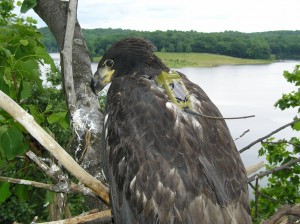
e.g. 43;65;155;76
103;73;251;224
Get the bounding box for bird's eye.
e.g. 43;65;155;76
104;59;114;68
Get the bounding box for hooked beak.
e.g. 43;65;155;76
91;66;115;95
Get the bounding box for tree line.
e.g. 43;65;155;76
39;27;300;60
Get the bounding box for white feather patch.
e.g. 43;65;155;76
104;113;109;126
130;176;137;191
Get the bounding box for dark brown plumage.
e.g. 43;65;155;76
91;37;251;224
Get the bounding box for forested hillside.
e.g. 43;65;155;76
39;27;300;60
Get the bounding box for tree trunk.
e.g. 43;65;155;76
34;0;108;214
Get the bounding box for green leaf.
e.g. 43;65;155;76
35;46;56;71
28;105;44;124
293;121;300;131
19;39;29;46
47;111;69;129
20;0;37;13
47;112;65;124
0;47;11;58
0;77;10;95
0;182;11;203
15;185;29;201
1;126;25;160
45;104;52;113
20;81;31;100
15;59;43;91
0;160;7;168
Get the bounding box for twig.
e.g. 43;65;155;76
184;108;255;120
26;150;97;197
248;182;284;205
248;156;300;183
37;209;112;224
235;129;250;141
0;90;109;204
61;0;78;115
26;151;60;182
0;176;54;191
0;175;96;196
239;118;300;153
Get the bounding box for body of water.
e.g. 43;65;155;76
175;62;300;168
52;54;299;168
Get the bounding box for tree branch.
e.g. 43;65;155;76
246;161;264;176
34;0;107;211
248;156;300;183
262;204;300;224
0;176;54;191
26;150;60;182
25;151;97;196
240;118;300;153
248;182;284;205
61;0;77;115
37;209;112;224
234;129;250;141
0;90;109;204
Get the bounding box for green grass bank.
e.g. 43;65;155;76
93;52;272;68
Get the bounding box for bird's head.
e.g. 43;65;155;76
91;37;168;95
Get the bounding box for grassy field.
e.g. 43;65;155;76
156;52;272;68
93;52;272;68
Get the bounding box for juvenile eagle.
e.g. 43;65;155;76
91;38;251;224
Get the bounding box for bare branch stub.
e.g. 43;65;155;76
248;156;300;183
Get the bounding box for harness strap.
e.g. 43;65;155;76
155;70;191;110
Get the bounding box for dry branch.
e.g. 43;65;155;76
239;118;300;153
0;90;109;204
26;150;60;182
0;176;54;191
37;209;112;224
246;161;264;176
262;204;300;224
26;150;97;197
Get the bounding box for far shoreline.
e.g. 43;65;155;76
92;52;273;68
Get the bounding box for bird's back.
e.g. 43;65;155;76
103;73;251;224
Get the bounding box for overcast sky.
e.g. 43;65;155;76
26;0;300;33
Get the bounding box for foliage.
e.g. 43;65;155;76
275;65;300;113
251;65;300;223
39;27;300;60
